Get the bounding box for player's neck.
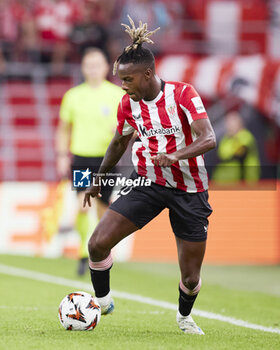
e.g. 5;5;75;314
143;75;162;101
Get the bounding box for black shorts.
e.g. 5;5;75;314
110;171;213;242
72;155;114;205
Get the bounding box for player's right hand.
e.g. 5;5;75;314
83;181;102;207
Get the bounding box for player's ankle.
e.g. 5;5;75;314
96;291;112;307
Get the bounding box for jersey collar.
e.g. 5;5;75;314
142;80;165;105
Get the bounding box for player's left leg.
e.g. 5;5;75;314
88;209;139;315
175;237;206;335
169;189;212;334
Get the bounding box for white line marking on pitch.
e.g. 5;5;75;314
0;305;56;311
0;264;279;335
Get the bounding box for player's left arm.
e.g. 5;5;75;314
151;119;216;167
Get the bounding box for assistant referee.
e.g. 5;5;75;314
56;48;124;275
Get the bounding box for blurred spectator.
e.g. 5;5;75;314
18;0;39;62
120;0;171;53
33;0;80;69
83;0;116;25
212;111;261;184
0;49;5;75
20;14;39;62
0;0;26;61
70;1;109;60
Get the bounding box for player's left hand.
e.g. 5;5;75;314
83;178;102;207
151;153;178;167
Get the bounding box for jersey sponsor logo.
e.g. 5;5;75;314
191;96;206;114
138;124;181;138
73;168;92;188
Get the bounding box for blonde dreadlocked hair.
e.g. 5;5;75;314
113;15;160;75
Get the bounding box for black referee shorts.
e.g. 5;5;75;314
110;171;213;242
72;155;114;205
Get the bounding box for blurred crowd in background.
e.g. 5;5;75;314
1;0;280;66
0;0;176;69
0;0;279;181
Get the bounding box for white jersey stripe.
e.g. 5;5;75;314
196;155;208;190
122;119;135;135
191;129;208;190
179;104;194;125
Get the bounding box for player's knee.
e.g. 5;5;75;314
88;227;110;258
182;275;200;291
88;234;104;256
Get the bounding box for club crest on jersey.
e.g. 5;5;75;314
167;105;177;117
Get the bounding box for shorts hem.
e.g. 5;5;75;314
174;232;207;242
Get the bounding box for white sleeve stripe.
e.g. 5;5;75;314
179;85;187;99
179;104;193;124
122;119;135;135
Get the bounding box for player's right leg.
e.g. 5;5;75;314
88;208;138;314
88;173;165;315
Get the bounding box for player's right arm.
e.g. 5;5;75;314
56;89;73;179
55;119;72;179
83;129;133;207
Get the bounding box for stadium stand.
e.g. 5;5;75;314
0;64;78;180
0;0;279;181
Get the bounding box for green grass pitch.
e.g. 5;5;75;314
0;254;279;350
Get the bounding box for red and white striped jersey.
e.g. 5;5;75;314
117;81;209;193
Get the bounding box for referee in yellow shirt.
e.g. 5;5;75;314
56;48;124;275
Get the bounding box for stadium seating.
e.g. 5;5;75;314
0;76;73;181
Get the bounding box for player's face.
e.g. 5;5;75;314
118;63;151;101
82;52;109;83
